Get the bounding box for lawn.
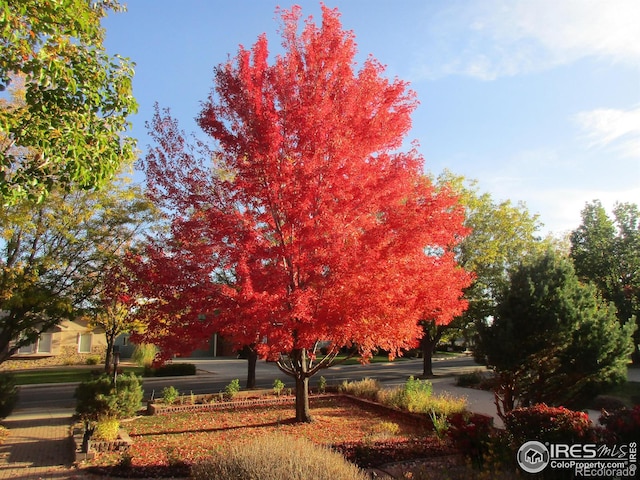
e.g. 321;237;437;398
83;396;456;477
9;366;145;385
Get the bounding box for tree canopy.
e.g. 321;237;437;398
476;250;635;419
131;5;472;422
419;172;545;377
570;200;640;362
0;0;137;204
0;176;155;363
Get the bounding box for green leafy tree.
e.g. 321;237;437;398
0;176;154;363
476;250;635;420
570;200;640;363
420;172;545;376
0;0;137;204
89;264;147;372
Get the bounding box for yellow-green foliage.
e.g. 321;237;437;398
376;377;467;416
337;377;381;400
192;433;369;480
427;393;467;417
337;376;467;418
371;421;400;438
131;343;157;368
93;417;120;442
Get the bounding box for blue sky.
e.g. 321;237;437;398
103;0;639;236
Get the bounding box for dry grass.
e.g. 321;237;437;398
191;432;370;480
338;377;381;400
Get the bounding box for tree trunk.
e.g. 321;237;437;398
104;333;115;373
421;336;436;377
246;347;257;389
420;328;443;377
275;346;333;423
295;375;312;423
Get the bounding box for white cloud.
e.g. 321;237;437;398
461;145;640;235
573;105;640;158
416;0;640;80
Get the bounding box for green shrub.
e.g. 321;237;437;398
273;378;285;396
75;373;143;420
0;373;18;419
131;343;157;368
318;375;326;393
85;355;101;365
224;379;241;400
113;373;144;417
402;376;433;412
192;433;369;480
455;370;486;388
337;378;381;400
162;386;180;405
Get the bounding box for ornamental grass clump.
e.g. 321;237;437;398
192;433;369;480
378;376;433;412
337;378;381;400
378;376;467;417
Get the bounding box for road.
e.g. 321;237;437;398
15;355;486;410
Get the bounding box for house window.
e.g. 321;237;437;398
37;333;52;353
78;333;92;353
18;342;36;354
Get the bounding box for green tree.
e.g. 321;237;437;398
0;176;154;363
89;264;147;372
0;0;137;204
420;172;545;377
570;200;640;363
476;250;635;419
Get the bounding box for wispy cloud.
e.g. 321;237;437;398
573;105;640;158
415;0;640;80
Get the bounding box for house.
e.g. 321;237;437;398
2;320;236;370
1;318;107;370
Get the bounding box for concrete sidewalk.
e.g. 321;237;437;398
0;408;78;480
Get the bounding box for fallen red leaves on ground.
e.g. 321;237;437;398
83;396;455;477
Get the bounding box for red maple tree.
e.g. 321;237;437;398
130;5;472;422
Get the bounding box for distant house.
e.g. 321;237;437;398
2;321;236;370
114;332;236;359
2;318;107;369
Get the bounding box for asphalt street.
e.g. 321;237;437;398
15;355;486;410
